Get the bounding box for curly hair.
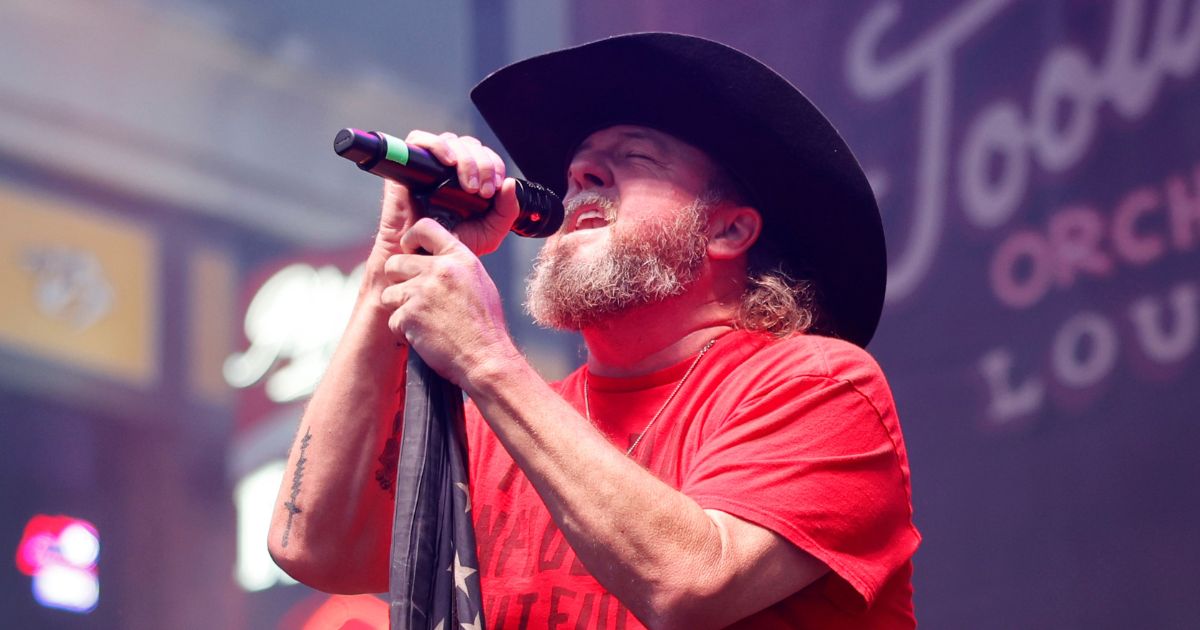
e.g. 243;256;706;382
738;259;821;337
705;170;823;338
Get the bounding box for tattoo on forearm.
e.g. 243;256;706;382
374;410;403;496
280;428;312;548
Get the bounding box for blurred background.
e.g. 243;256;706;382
1;0;1197;628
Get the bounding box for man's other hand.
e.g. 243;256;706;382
379;217;518;387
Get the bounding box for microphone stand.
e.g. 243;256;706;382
388;201;485;630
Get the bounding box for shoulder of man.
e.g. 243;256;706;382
735;331;889;385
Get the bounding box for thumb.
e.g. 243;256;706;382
483;178;520;233
458;178;520;255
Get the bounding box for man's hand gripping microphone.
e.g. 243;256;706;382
334;128;563;237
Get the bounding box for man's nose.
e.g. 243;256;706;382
567;153;612;193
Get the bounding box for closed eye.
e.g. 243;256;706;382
626;152;660;164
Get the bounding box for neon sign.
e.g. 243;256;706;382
224;262;365;403
15;514;100;614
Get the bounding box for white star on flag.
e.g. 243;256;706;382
453;551;478;595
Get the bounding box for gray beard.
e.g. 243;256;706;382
525;195;711;330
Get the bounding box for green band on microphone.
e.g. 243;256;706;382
380;132;410;165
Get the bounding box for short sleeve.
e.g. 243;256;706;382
680;374;919;610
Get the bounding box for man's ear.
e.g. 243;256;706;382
707;205;762;260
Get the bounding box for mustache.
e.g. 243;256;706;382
563;191;618;222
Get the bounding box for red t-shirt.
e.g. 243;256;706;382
465;330;920;629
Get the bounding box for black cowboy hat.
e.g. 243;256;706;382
471;32;886;347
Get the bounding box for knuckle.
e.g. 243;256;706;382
403;295;427;319
432;259;455;282
475;148;495;170
487;150;506;174
415;217;440;233
456;161;473;178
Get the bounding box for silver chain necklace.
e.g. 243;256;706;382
584;338;718;457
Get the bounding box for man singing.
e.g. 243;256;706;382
269;33;920;629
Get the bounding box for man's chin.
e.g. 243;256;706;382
527;284;665;332
525;295;598;332
525;204;708;332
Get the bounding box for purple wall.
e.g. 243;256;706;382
574;1;1200;626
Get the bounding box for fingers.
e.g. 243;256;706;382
400;218;464;256
404;130;506;199
382;252;426;286
379;254;425;342
395;130;514;256
386;307;408;344
379;228;479;344
405;130;458;169
467;140;506;199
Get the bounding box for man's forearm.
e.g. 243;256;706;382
267;261;406;593
464;352;760;628
268;136;514;593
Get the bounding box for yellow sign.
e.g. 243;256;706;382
0;186;158;386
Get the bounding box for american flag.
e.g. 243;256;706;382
390;353;485;630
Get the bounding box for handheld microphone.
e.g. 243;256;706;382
334;128;564;237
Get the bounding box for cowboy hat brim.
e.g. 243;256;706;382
471;32;886;347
